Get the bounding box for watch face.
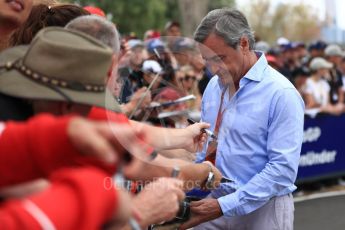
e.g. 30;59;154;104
171;166;180;178
205;171;215;189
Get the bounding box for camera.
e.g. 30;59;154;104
175;196;200;221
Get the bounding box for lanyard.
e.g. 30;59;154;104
205;87;227;164
213;87;228;136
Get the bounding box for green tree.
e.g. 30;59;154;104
178;0;235;36
73;0;168;38
63;0;234;38
208;0;234;10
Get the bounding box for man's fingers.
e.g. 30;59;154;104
154;178;185;201
94;122;148;164
190;204;206;214
68;119;117;164
179;215;202;230
94;122;128;152
198;122;211;130
190;200;204;208
137;87;147;92
199;135;206;143
174;187;186;201
84;127;117;163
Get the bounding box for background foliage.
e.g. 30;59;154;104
64;0;234;37
63;0;321;43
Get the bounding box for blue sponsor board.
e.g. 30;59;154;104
297;114;345;183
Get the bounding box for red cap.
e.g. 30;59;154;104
266;54;277;64
83;6;106;18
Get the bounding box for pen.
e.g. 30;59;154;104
187;118;217;140
220;176;234;183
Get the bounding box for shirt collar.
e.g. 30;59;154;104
217;52;268;89
242;51;268;82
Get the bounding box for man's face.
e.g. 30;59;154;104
129;46;146;68
180;70;196;90
199;33;244;86
167;25;181;37
0;0;33;31
108;67;123;98
328;55;342;67
143;72;161;89
174;50;190;66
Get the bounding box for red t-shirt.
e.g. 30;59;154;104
0;115;118;229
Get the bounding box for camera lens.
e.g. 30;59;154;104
175;196;202;221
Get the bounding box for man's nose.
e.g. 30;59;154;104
207;63;220;75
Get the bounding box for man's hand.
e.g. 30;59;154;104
132;178;185;228
67;118;147;165
131;87;152;109
103;186;140;230
68;118;119;164
179;198;223;230
200;161;222;190
183;122;210;153
122;87;152;116
105;187;133;229
118;39;130;63
122;156;150;180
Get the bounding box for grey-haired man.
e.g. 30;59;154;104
180;8;304;230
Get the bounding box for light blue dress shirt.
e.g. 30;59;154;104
196;52;305;216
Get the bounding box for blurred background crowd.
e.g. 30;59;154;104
77;3;345;128
117;23;345;121
75;0;345;124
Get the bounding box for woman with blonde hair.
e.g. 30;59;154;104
177;65;201;111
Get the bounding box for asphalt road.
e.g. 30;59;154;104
294;191;345;230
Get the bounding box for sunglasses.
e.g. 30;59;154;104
179;75;196;82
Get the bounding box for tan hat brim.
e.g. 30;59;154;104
0;46;121;112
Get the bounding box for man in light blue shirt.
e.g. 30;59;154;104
180;9;304;230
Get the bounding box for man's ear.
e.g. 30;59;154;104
239;37;249;52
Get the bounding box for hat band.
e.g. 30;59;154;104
1;60;105;93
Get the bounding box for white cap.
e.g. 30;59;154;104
255;41;270;53
142;60;162;74
127;39;144;49
309;57;333;71
277;37;289;46
324;44;345;57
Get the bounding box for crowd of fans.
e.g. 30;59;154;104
0;0;345;229
115;20;206;126
256;39;345;116
110;12;345;121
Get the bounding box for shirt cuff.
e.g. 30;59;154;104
217;192;241;217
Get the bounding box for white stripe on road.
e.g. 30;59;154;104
294;190;345;203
